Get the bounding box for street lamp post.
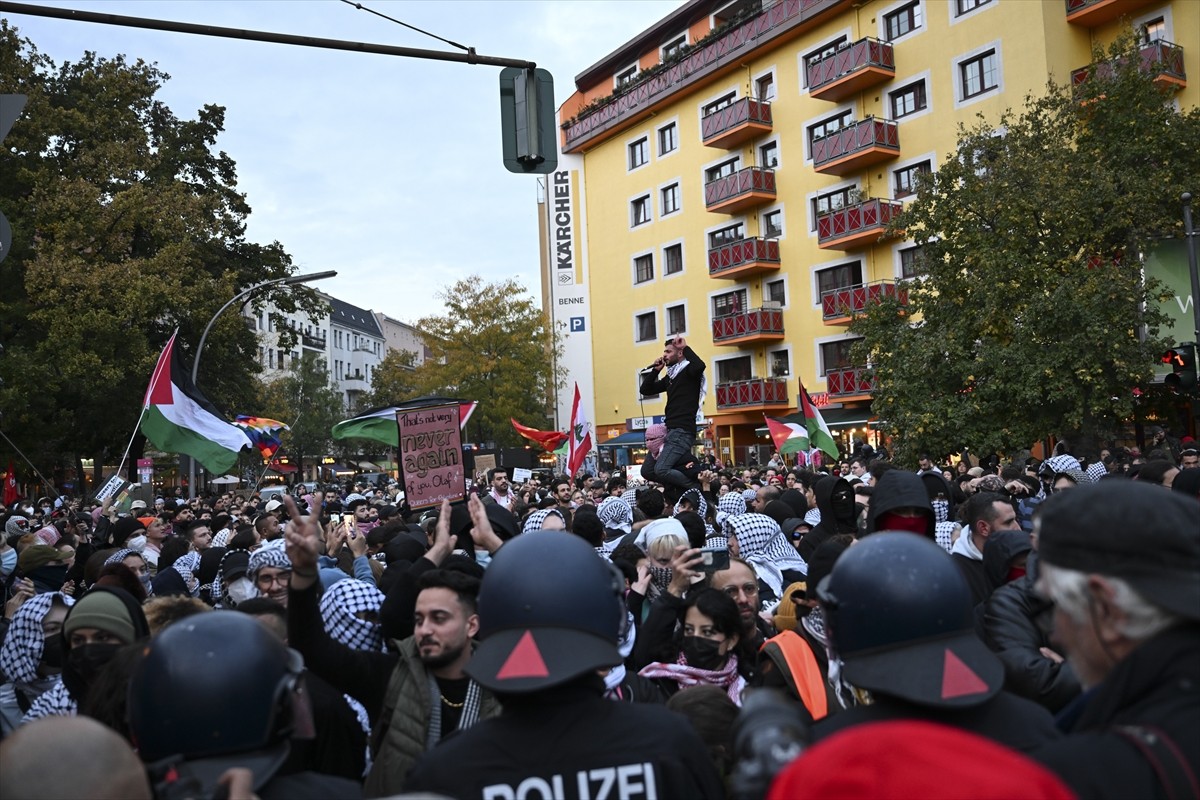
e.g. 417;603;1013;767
187;270;337;498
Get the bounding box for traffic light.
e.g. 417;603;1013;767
498;67;558;175
1162;343;1197;391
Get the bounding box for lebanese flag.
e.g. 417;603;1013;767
764;415;808;455
140;332;250;475
566;383;592;477
799;378;840;461
3;461;18;506
510;418;568;452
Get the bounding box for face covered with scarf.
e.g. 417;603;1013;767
645;424;668;459
320;578;386;652
61;587;149;704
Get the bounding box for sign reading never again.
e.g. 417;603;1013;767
397;403;466;509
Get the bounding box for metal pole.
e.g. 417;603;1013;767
187;271;336;498
0;3;536;69
1182;193;1199;350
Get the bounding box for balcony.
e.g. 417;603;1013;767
708;237;781;279
562;0;846;153
712;307;785;346
812;118;900;176
817;198;903;250
1064;0;1156;27
301;333;326;350
702;97;773;149
821;280;908;324
716;378;791;411
826;365;875;400
705;167;776;214
342;373;368;391
807;37;895;102
1071;40;1186;92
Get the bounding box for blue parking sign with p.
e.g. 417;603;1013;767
570;317;586;332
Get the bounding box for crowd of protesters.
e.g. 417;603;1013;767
0;421;1196;799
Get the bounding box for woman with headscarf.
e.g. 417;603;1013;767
597;496;633;551
0;592;73;734
637;589;747;705
726;513;808;604
21;587;150;723
520;508;566;535
102;549;153;600
320;578;386;653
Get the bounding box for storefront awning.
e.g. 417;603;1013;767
356;461;381;470
598;431;645;447
267;464;298;474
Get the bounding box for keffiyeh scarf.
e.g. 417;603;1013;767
522;508;566;534
598;496;632;535
0;592;74;684
639;652;745;706
320;579;386;652
248;547;292;580
666;358;707;407
728;513;808;598
425;674;484;748
716;493;746;529
21;680;76;723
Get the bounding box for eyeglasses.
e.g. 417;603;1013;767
256;572;291;588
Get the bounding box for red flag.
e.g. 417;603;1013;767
567;383;593;477
510;418;568;452
3;461;18;506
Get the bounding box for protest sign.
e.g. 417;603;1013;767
397;404;465;509
511;467;532;483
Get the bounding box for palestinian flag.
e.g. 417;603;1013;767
333;401;478;446
798;378;840;461
140;332;250;475
511;418;567;452
764;415;808;455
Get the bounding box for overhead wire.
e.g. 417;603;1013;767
338;0;470;53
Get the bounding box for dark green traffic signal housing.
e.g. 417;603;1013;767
499;67;557;175
1163;343;1197;391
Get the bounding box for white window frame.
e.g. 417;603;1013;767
713;352;758;384
660;32;689;62
638;367;663;401
893;240;929;281
949;0;997;25
878;0;926;44
953;41;1003;109
633;307;659;344
1132;6;1173;42
631;249;656;286
659;178;683;218
614;62;639;89
707;282;752;327
704;216;749;249
665;301;690;337
626;134;651;173
758;136;781;169
697;85;740;128
887;69;933;123
764;275;789;309
805;178;858;236
767;344;793;378
813;332;863;382
629;193;653;230
809;253;864;307
662;238;686;279
799;28;853;91
890;149;937;201
760;204;786;240
802;103;855;162
752;64;778;101
656;117;681;159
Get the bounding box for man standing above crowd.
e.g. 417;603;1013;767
640;335;706;493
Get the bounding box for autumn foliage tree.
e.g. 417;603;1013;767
851;32;1199;462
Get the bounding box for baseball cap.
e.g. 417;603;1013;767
264;499;283;513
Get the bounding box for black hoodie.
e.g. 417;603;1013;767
799;476;857;560
866;470;935;538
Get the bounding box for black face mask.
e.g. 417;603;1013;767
62;642;123;701
681;636;727;671
831;488;857;525
41;633;65;669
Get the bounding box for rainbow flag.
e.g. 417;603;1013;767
234;416;290;460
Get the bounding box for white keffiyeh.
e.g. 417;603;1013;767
728;513;808;598
320;579;386;652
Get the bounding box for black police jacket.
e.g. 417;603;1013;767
404;684;724;799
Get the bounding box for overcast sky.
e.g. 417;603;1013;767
5;0;685;323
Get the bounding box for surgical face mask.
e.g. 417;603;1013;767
126;534;147;553
0;548;16;578
226;576;257;606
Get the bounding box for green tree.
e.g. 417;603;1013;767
0;24;321;487
367;348;421;407
851;31;1199;462
259;352;344;480
408;276;563;446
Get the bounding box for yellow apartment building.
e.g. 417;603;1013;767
539;0;1198;467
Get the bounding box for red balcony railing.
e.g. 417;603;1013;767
562;0;846;152
707;237;781;278
806;37;895;101
712;308;785;344
705;167;776;213
812;117;900;175
826;365;875;398
821;280;908;321
716;378;791;409
702;97;773;148
817;198;903;249
1065;0;1156;28
1071;40;1186;90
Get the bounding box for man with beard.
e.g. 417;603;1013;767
483;467;517;510
283;496;500;797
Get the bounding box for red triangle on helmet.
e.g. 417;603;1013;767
941;648;988;699
496;630;550;680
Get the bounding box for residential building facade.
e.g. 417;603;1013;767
544;0;1196;465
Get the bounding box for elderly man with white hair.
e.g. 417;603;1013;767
1031;481;1199;799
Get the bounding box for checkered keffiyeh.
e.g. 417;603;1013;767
248;548;292;580
620;487;639;509
320;579;386;652
716;493;746;529
21;680;76;723
1086;461;1108;483
673;488;708;520
598;497;632;535
1043;454;1081;475
0;592;74;684
104;548;140;567
212;528;234;549
522;508;565;534
727;513;808;598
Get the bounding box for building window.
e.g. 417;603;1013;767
634;253;654;284
667;304;687;335
811;187;853;227
894;160;932;198
658;122;678;155
820;339;860;375
884;1;922;41
663;243;684;275
960;49;998;99
755;73;776;101
816;261;864;297
956;0;991;14
708;222;745;248
661;183;681;215
770;350;791;377
762;209;783;238
662;34;687;60
705;158;739;183
717;356;753;383
615;65;637;87
890;81;927;119
1139;16;1165;44
278;349;286;369
765;278;786;306
639;368;661;399
808;110;853;152
628;137;649;170
760;141;779;168
631;195;651;227
713;289;746;317
899;245;926;278
702;92;737;116
803;36;848;86
635;312;657;342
